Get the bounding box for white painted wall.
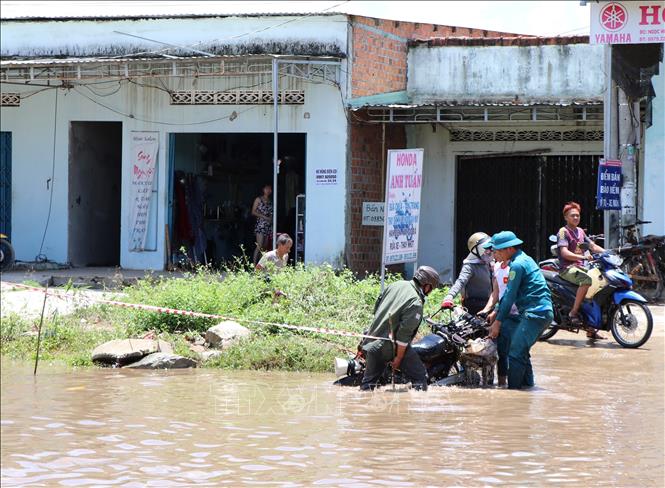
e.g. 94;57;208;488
0;74;347;269
407;44;605;104
406;123;603;282
641;61;665;236
1;15;348;57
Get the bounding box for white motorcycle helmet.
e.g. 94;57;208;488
468;232;490;260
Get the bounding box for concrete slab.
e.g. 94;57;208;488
0;266;184;288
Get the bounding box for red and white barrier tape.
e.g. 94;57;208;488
1;281;388;342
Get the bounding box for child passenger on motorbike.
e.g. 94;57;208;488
557;202;605;338
441;232;493;315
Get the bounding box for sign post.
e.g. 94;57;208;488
380;149;424;291
596;158;623;210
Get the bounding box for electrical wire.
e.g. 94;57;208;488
35;88;59;262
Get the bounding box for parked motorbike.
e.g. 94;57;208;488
538;235;560;272
616;221;664;301
333;310;493;388
540;251;653;348
0;233;15;272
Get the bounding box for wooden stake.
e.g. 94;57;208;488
165;224;171;269
33;285;48;376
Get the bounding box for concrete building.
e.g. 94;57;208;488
348;36;604;277
0;12;510;271
2;12;661;279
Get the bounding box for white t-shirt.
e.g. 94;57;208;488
494;262;519;316
258;250;288;270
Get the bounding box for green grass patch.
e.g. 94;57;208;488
2;264;450;373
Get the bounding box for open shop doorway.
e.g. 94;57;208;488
168;132;306;268
68;122;122;266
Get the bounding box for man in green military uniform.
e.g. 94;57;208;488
360;266;440;391
484;231;553;390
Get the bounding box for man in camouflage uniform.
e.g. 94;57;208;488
360;266;440;391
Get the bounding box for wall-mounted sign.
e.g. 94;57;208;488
129;131;159;251
382;149;424;265
362;202;385;226
596;158;622;210
590;1;665;44
315;168;338;185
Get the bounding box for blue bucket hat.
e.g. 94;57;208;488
482;231;524;250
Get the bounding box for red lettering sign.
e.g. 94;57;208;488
639;5;664;25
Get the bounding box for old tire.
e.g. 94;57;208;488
0;239;15;272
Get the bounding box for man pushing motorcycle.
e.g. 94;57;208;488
485;231;553;390
359;266;440;391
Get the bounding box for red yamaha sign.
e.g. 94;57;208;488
591;1;665;44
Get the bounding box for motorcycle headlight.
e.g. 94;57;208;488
605;254;623;267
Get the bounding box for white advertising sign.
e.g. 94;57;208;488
315;168;338;185
590;1;665;44
382;149;424;265
129;131;159;252
362;202;385;226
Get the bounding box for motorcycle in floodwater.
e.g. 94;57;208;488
333;311;495;388
0;233;14;272
540;251;653;348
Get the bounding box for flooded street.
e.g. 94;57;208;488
2;324;664;487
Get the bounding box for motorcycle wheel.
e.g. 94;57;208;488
0;239;15;272
610;300;653;348
622;255;664;302
539;308;560;341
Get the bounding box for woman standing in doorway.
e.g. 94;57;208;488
252;184;273;265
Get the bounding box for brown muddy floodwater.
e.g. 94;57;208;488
2;331;664;487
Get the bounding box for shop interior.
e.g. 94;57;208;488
169;132;306;268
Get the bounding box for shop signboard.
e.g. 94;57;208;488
129;131;159;251
362;202;385;226
590;1;665;44
596;158;622;210
382;148;424;266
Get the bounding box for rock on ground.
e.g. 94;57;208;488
199;350;223;362
91;339;173;366
205;321;251;348
123;352;197;369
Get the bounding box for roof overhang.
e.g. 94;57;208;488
0;54;342;83
349;97;604;124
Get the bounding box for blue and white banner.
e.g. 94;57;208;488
383;149;424;265
596;158;622;210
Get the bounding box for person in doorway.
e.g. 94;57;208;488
556;201;605;338
441;232;493;315
252;184;273;265
256;233;292;273
485;231;553;390
360;266;440;391
478;244;520;387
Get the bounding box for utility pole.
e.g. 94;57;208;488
618;89;640;243
603;45;620;249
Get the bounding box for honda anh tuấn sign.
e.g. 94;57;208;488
590;1;665;44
